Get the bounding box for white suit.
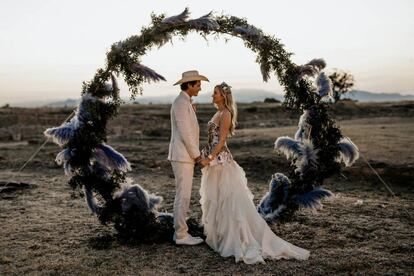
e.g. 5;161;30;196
168;91;200;239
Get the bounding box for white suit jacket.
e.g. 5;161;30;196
168;91;200;163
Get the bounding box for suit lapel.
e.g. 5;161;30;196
179;91;198;130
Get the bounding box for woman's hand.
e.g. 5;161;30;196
200;158;210;167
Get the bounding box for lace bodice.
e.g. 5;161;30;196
201;121;233;165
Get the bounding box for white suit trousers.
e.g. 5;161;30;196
171;161;194;239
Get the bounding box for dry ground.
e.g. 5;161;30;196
0;102;413;275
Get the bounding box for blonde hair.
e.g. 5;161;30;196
215;82;238;136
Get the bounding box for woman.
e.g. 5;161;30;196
199;82;310;264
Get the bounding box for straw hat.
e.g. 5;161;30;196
173;70;209;86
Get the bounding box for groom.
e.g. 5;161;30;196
168;70;209;245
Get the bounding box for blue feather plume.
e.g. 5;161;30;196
161;8;190;25
148;195;163;210
77;93;98;122
44;93;99;146
55;148;75;176
44;118;77;146
92;143;131;172
294;110;310;141
131;63;166;82
258;173;290;216
111;73;119;94
84;185;99;214
274;136;302;160
234;25;261;38
294;139;319;178
298;58;326;78
263;205;287;222
188;12;220;31
116;184;150;213
233;25;264;44
114;183;163;214
336;137;359;166
316;72;333;98
156;212;174;224
292;187;332;209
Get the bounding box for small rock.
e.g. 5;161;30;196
354;199;363;206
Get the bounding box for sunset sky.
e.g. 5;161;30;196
1;0;413;105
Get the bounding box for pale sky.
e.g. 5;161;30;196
1;0;413;105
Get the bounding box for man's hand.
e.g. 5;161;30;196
194;156;202;164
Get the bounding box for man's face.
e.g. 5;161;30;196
188;81;202;97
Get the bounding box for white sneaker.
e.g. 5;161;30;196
174;234;203;246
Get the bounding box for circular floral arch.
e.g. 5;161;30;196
45;8;359;243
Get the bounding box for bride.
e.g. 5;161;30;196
199;82;310;264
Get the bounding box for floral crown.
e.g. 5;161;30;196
219;82;232;94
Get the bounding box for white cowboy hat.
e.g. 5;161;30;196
173;70;209;86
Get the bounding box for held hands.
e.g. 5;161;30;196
200;154;214;168
195;155;208;168
195;156;202;164
195;155;211;168
195;154;214;168
199;158;210;167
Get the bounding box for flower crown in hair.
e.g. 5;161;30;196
220;82;232;94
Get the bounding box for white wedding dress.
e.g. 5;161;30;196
200;121;310;264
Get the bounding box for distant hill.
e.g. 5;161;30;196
6;89;413;107
33;89;284;107
146;90;413;104
346;90;414;102
133;89;284;104
6;99;80;108
44;99;79;108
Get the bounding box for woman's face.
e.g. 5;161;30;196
212;87;224;105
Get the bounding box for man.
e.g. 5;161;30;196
168;70;209;245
